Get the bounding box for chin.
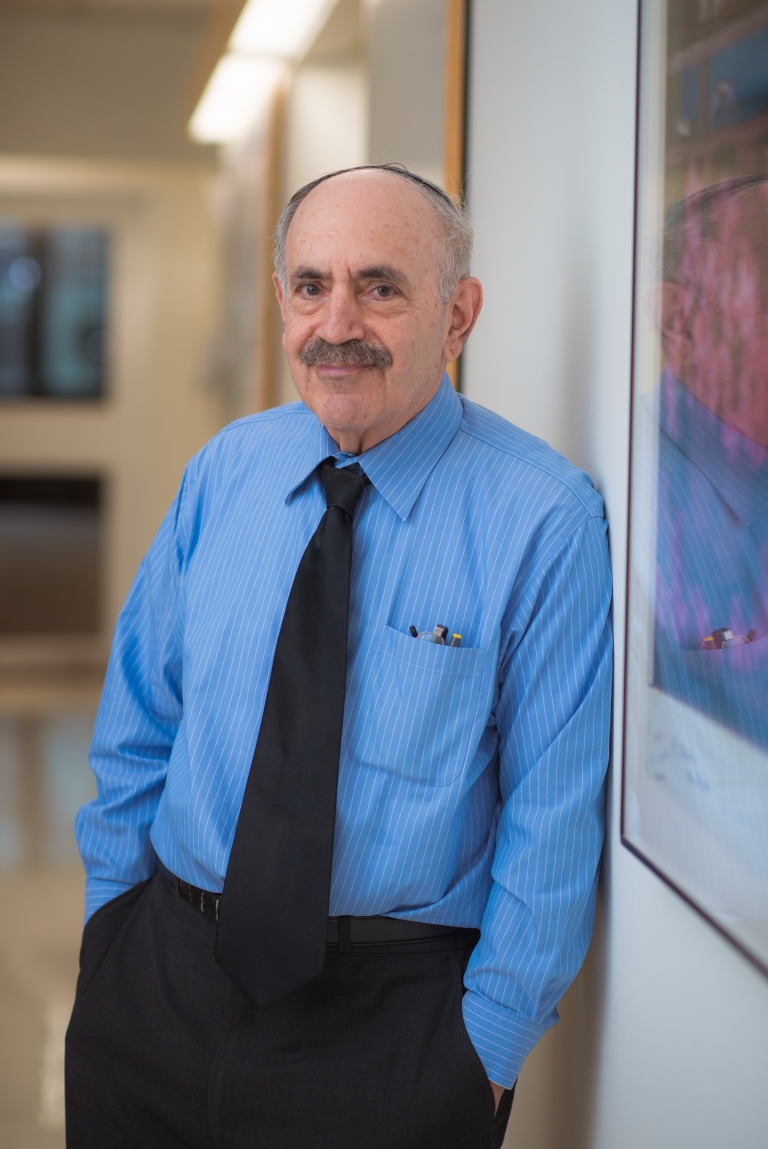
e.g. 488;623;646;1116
310;391;376;428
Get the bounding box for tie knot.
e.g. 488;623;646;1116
321;460;369;518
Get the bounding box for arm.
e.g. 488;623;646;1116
75;469;192;923
463;515;613;1089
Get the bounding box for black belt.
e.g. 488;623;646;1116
174;874;472;949
177;877;221;922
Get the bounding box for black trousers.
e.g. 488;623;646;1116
65;872;514;1148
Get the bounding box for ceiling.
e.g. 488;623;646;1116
0;0;213;14
0;0;218;162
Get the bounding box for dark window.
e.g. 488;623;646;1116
0;477;102;634
0;226;110;400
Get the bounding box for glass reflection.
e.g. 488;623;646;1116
624;0;768;973
653;176;768;750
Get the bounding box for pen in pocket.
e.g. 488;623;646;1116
409;624;461;647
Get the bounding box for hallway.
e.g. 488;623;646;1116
0;690;98;1147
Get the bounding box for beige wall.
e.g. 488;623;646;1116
368;0;446;188
0;156;224;659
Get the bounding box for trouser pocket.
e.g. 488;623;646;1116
492;1083;516;1149
65;870;230;1149
73;877;153;1006
450;951;517;1148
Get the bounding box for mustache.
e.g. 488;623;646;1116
299;338;393;370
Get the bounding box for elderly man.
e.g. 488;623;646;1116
652;174;768;748
628;175;768;925
65;165;612;1149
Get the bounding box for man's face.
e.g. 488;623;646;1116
274;170;481;454
661;185;768;446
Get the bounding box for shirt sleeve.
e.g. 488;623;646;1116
462;514;612;1087
75;466;193;923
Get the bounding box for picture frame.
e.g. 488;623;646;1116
622;0;768;978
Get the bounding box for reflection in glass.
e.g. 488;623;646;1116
653;177;768;749
624;0;768;974
0;225;109;400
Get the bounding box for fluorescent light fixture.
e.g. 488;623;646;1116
229;0;338;59
189;54;286;143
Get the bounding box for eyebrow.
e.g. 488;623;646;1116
291;266;325;284
356;265;408;287
289;264;408;287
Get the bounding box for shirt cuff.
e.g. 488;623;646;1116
84;877;137;925
462;989;551;1089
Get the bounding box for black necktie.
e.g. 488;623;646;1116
215;459;369;1010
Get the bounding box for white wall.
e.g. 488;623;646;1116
463;2;768;1147
284;64;368;197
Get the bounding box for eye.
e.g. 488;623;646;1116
298;283;321;297
371;284;395;298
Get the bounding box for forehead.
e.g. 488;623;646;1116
693;188;768;263
671;189;768;301
285;172;440;274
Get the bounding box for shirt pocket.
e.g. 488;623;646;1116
346;624;486;786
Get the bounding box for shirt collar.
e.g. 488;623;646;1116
285;373;463;520
659;367;768;526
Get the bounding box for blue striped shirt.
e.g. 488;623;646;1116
76;374;612;1089
653;368;768;749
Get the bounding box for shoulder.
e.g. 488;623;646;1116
456;395;605;521
204;402;312;456
186;403;313;478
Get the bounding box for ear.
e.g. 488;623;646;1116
443;277;483;364
647;281;696;371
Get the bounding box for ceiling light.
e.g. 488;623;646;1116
229;0;338;60
189;55;287;143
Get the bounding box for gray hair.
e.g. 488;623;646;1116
662;173;768;284
274;164;473;303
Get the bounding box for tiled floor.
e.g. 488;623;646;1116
0;700;97;1148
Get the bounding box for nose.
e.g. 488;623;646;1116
314;282;366;345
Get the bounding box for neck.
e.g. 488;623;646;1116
327;375;444;455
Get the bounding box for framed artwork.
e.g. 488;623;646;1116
623;0;768;976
